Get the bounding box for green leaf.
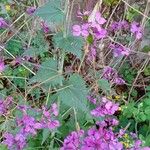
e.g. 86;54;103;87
0;144;7;150
6;39;23;56
144;65;150;76
23;46;48;57
145;134;150;146
98;79;111;92
139;112;146;122
41;128;51;145
57;74;89;112
144;98;150;105
35;0;64;24
29;58;63;87
86;34;93;44
53;32;84;59
144;107;150;115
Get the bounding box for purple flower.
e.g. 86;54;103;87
72;24;89;37
110;44;129;57
95;12;106;25
77;10;90;19
3;133;15;149
91;97;119;117
17;115;37;135
0;59;5;73
47;120;60;129
0;17;8;28
41;21;50;33
111;20;129;31
131;22;142;39
87;95;96;104
102;66;125;85
26;6;36;15
0;100;6;115
87;46;96;61
102;66;118;81
134;140;142;148
15;133;27;149
0;96;13;115
34;122;43;129
91;23;107;39
51;103;59;116
61;130;84;150
94;27;107;39
114;77;125;85
140;148;150;150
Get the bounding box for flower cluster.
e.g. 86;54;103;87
110;20;129;31
102;66;125;85
72;11;107;61
61;117;146;150
72;10;143;60
60;130;84;150
2;103;60;150
0;96;13;115
91;97;119;117
72;12;107;39
110;20;142;40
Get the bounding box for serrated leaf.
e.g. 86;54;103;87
23;47;48;57
29;58;63;87
98;79;111;92
41;128;51;145
53;32;84;59
57;74;89;112
35;0;64;24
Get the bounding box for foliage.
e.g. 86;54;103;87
0;0;150;150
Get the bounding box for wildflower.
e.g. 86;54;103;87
77;10;90;20
61;130;84;150
0;59;5;73
94;26;107;39
5;5;11;11
102;66;125;85
0;97;13;115
47;120;60;129
26;6;36;15
42;105;60;129
114;77;125;85
110;44;130;57
41;21;50;33
17;115;37;135
89;12;106;25
95;12;106;25
15;132;27;149
51;103;59;116
111;20;129;31
0;17;8;28
102;66;118;81
87;46;97;61
87;95;97;104
72;24;89;37
91;97;119;117
131;22;142;39
3;133;15;149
